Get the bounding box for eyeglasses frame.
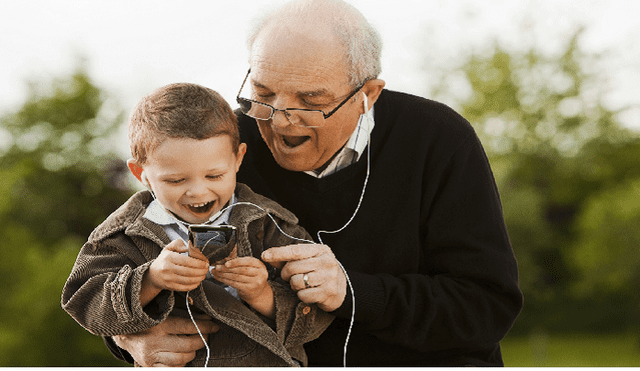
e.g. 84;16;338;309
235;69;367;126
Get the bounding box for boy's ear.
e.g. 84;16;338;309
126;159;144;183
235;143;247;172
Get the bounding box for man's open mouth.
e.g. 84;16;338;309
282;135;310;148
187;201;215;214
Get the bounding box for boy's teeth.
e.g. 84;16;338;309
187;201;215;214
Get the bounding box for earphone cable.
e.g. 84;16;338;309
315;94;372;367
142;95;372;367
185;291;210;366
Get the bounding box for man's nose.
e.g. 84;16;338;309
270;108;295;128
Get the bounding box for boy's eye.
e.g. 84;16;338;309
207;174;224;180
164;179;184;184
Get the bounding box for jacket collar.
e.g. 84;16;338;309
86;183;299;245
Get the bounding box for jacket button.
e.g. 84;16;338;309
302;306;311;315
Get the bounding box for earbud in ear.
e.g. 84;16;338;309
140;171;157;199
141;171;151;190
362;92;369;113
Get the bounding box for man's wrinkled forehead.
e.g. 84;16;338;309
251;59;340;85
251;18;345;65
251;74;333;98
249;25;350;90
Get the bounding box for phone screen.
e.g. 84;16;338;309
188;224;237;263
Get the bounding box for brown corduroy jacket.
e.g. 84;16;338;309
61;183;333;366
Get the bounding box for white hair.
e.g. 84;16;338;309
247;0;382;86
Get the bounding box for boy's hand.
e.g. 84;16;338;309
147;239;209;292
211;254;274;317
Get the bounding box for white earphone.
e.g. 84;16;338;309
141;171;153;193
362;91;368;113
140;92;371;367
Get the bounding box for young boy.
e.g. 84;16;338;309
61;83;333;367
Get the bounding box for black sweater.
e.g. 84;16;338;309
236;89;523;366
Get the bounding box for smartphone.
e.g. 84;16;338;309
187;224;237;263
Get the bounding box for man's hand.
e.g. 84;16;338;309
112;315;219;367
262;244;347;312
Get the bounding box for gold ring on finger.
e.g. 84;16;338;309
303;273;311;289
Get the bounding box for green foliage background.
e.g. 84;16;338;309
0;70;130;366
431;29;640;348
0;29;639;366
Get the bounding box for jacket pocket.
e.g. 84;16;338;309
208;323;259;360
196;323;292;366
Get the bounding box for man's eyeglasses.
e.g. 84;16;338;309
236;69;365;128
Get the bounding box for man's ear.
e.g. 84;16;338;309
126;159;144;183
361;79;386;113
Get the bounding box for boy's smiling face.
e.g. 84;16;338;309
133;135;245;224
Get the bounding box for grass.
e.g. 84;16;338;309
501;332;640;366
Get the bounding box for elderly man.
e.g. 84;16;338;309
109;0;522;366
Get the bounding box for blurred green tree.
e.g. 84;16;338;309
430;29;640;333
0;67;131;366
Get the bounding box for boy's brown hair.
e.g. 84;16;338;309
129;83;239;165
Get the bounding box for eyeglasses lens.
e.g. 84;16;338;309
239;100;273;120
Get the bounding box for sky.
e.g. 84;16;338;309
1;0;639;156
